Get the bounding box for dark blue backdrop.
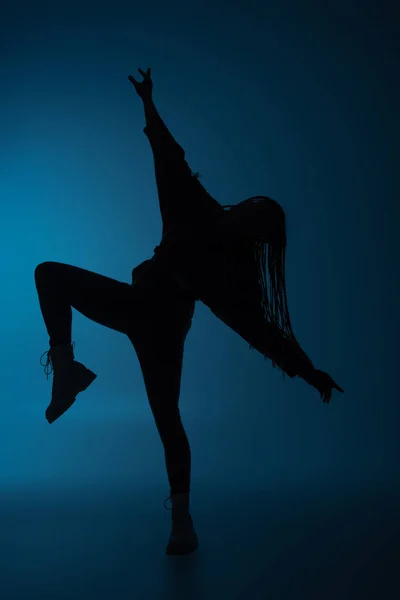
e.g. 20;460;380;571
1;1;398;599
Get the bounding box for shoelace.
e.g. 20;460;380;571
39;341;76;381
163;491;192;512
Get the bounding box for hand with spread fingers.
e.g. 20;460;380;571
311;369;344;404
128;67;153;100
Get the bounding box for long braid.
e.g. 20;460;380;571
258;225;294;340
224;197;293;337
222;196;301;376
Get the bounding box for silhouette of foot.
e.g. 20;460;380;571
166;518;199;555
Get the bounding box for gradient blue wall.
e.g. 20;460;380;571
1;0;398;518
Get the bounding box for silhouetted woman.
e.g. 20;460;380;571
34;67;343;556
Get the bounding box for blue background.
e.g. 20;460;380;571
1;1;398;598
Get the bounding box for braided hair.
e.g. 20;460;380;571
256;209;293;338
222;196;299;374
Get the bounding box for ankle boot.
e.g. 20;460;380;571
164;492;199;555
40;342;97;424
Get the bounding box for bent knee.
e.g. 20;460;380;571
34;261;59;282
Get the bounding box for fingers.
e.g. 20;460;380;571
138;67;151;79
328;375;344;395
128;75;137;84
331;378;344;393
320;386;332;404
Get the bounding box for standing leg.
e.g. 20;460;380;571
129;308;199;555
133;334;191;495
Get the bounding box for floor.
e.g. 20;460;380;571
1;481;398;600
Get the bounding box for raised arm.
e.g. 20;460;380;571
128;68;160;122
128;67;182;150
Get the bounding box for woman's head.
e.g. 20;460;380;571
222;196;286;246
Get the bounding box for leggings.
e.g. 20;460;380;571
34;260;195;494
